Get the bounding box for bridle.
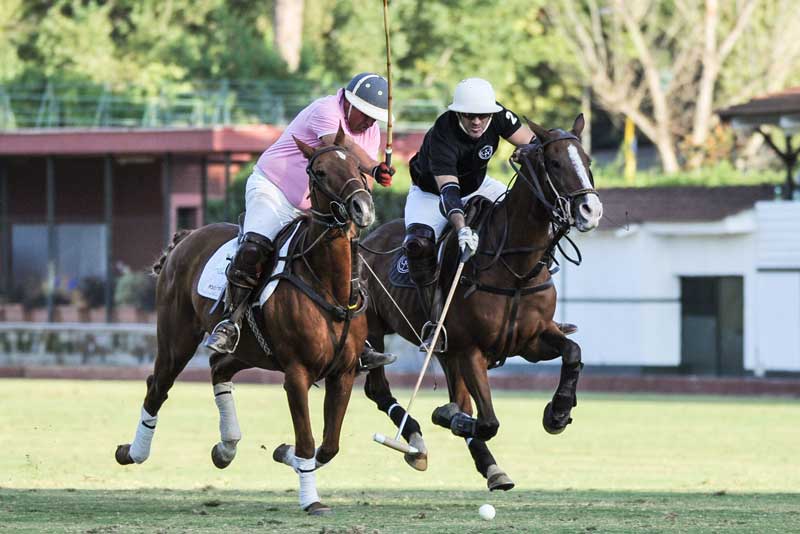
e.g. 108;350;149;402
510;129;597;229
305;145;370;229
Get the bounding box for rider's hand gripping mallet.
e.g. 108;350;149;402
373;255;468;455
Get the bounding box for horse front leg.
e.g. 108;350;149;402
432;354;514;491
364;348;427;471
208;352;253;469
538;328;583;434
272;366;329;515
315;370;355;466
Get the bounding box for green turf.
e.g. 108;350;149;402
0;379;798;532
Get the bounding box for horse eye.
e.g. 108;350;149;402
549;160;560;169
315;168;326;177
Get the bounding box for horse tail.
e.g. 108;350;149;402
152;229;194;276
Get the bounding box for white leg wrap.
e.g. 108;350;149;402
314;446;329;470
214;382;242;443
296;456;320;510
129;406;157;464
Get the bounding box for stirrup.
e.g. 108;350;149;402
419;321;447;354
357;344;397;373
204;319;241;354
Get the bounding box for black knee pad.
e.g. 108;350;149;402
229;232;274;287
403;224;436;286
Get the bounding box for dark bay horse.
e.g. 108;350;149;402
360;115;603;490
115;127;374;515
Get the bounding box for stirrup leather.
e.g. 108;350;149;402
205;319;241;354
419;321;447;353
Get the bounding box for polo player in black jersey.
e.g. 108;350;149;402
402;77;576;351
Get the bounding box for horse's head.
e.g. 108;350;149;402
517;114;603;232
294;125;375;229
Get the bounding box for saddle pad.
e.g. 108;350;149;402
388;251;415;288
196;225;300;307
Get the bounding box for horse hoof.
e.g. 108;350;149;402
542;402;571;435
486;464;515;491
304;502;332;516
403;432;428;472
211;442;236;469
272;443;294;466
115;444;134;465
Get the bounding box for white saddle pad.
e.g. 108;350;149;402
196;225;300;307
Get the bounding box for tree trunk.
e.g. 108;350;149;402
274;0;304;72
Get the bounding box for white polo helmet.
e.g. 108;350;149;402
345;72;391;123
448;78;503;114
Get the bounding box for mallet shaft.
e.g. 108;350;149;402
373;433;419;455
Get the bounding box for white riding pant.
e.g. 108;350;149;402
242;167;305;240
403;175;508;239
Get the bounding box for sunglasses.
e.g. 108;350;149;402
460;112;492;120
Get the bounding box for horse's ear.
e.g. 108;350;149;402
571;114;585;138
334;122;346;147
524;116;551;143
293;135;316;159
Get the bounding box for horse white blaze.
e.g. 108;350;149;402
567;144;592;190
567;144;603;230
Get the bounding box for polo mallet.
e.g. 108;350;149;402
382;0;393;169
373;255;468;455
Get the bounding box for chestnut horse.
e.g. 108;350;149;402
114;127;374;515
360;115;603;490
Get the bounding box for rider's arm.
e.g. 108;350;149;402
507;124;535;146
434;175;466;232
319;133;379;189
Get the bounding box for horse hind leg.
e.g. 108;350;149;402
364;359;428;472
115;302;203;466
209;352;252;469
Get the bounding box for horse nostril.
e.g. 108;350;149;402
580;203;593;217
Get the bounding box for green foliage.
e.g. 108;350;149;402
594;161;784;189
113;270;156;311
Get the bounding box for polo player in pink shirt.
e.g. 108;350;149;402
205;73;396;370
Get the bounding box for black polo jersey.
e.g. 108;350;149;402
409;104;522;196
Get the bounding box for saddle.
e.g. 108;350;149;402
388;196;495;290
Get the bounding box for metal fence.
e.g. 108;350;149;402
0;80;445;130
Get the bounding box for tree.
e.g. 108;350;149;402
274;0;304;72
547;0;800;172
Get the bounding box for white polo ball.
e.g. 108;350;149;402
478;503;496;520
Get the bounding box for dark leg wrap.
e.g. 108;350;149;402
468;439;497;478
450;412;478;438
376;394;421;441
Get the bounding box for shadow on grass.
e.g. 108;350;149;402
0;487;798;533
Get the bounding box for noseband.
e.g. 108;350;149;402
305;145;369;228
510;129;597;228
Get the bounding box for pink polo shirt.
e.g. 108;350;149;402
255;89;380;210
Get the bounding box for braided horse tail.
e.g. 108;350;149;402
152;230;194;276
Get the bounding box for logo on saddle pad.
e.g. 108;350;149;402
478;145;493;160
397;255;409;274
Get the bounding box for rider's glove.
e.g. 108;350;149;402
457;226;479;260
371;162;395;187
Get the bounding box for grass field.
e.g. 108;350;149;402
1;379;798;532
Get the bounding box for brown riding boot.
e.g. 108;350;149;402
204;232;274;354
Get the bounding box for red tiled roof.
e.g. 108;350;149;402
596;185;775;224
717;87;800;120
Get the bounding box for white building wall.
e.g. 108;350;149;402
753;201;800;372
556;216;757;370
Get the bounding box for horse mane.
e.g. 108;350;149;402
152;229;194;276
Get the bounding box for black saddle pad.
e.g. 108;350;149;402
388;250;415;289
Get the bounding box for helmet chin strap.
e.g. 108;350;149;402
457;114;492;138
